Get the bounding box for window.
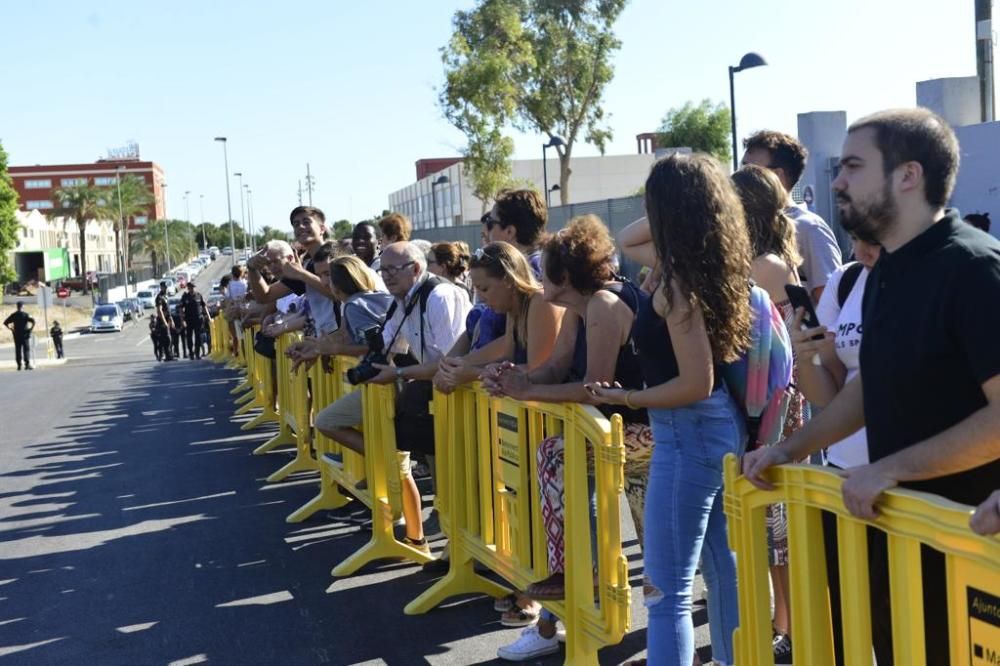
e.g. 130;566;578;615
60;177;87;187
25;200;53;210
94;176;117;186
134;216;148;225
24;179;51;189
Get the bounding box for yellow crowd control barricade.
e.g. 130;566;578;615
286;355;363;523
209;315;227;362
330;380;434;576
252;333;299;456
405;384;631;666
722;454;1000;666
233;325;262;411
263;332;317;483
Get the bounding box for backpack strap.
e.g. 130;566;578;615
837;262;864;308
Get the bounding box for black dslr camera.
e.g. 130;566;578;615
346;324;388;385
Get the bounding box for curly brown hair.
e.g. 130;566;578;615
732;165;801;271
742;130;808;189
378;212;412;242
644;153;753;363
541;214;616;294
430;241;471;281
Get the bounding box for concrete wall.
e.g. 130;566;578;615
952;120;1000;238
917;77;981;128
796;111;850;255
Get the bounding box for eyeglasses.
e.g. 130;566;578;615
378;261;415;277
481;213;501;230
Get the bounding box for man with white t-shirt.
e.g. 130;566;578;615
742;130;843;301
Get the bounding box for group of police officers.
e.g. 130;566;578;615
150;281;210;361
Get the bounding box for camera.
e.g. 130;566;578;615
346;324;388;385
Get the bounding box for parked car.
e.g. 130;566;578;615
206;293;224;317
118;299;142;321
158;278;178;295
211;280;221;293
136;290;156;309
90;304;124;333
222;246;233;256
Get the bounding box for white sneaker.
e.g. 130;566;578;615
497;625;560;661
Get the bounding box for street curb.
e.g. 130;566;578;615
0;357;68;371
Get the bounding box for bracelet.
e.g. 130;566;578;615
624;390;638;410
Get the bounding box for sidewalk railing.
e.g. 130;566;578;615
722;454;1000;666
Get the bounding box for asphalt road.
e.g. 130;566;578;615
0;256;715;665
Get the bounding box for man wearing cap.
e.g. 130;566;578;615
153;281;175;361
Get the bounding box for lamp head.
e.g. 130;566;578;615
433;175;450;185
214;137;226;142
545;135;565;148
735;52;767;72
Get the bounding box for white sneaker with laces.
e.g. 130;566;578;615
497;625;560;661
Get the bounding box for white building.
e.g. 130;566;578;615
388;153;657;230
13;209;118;276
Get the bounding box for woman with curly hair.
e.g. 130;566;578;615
595;153;753;666
427;241;472;293
732;164;805;660
487;214;653;661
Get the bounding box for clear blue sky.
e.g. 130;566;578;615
0;0;989;231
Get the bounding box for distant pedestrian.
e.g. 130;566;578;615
4;302;35;370
154;282;174;361
50;320;64;359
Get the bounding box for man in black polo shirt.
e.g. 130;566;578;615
744;107;1000;665
3;302;35;370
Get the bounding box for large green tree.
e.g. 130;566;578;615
656;99;733;165
255;225;292;245
131;219;196;276
104;174;153;272
0;142;18;289
441;0;627;205
50;183;110;292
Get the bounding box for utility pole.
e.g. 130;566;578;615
305;163;315;206
199;194;207;249
297;180;303;205
976;0;995;122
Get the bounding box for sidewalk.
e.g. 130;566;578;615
0;356;68;371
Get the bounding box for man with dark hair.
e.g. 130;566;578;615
482;189;547;275
744;107;1000;665
352;221;381;270
4;302;35;370
153;281;175;361
743;129;842;301
180;282;209;360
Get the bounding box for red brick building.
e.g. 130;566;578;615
9;158;166;228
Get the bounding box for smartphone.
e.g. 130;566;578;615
784;284;824;341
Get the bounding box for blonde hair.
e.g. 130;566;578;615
470;241;541;307
330;255;377;295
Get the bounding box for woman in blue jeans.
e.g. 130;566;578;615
589;153;754;665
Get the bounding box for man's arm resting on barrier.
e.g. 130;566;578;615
742;374;866;490
841;373;1000;520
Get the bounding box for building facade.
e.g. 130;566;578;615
388;153;656;230
10;209;118;282
9;158;166;228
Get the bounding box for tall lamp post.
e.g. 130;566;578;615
728;52;768;172
431;174;449;228
161;181;172;274
115;166;129;297
214;137;236;266
199;194;207;250
234;171;247;253
245;185;255;252
542;135;565;207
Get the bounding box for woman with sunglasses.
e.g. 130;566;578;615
433;242;560;395
487;215;652;662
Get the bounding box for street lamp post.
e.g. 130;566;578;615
728;52;768;172
431;174;449;228
183;190;191;224
542;135;565;207
199;194;207;249
115;166;129;297
161;181;172;274
245;185;255;252
214;137;236;267
234;171;247;253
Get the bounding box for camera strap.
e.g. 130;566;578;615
383;275;445;363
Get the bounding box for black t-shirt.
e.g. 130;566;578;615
280;257;313;296
4;310;34;337
181;291;205;321
860;212;1000;505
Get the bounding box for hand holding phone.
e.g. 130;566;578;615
784;284;825;366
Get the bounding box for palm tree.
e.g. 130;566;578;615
104;174;153;272
131;219;196;276
50;183;108;292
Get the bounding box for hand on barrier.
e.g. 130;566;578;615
482;361;528;398
740;445;792;491
434;357;476;395
970;489;1000;536
290;355;317;375
838;462;897;520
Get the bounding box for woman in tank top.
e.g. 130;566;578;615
590;154;754;666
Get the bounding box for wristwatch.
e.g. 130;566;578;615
395;366;405;380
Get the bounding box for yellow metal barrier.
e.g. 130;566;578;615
405;384;631;666
263;332;317;483
286;356;360;522
209;316;226;362
722;454;1000;666
233;325;262;412
252;334;299;456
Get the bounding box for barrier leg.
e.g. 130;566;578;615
234;388;256;405
241;408;278;431
332;497;434;577
286;481;351;523
266;450;318;483
254;422;296;455
404;544;510;615
230;379;251;395
234;396;261;416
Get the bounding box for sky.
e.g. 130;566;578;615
0;0;991;231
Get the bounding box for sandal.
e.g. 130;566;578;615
500;604;540;627
525;573;565;601
493;593;518;613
